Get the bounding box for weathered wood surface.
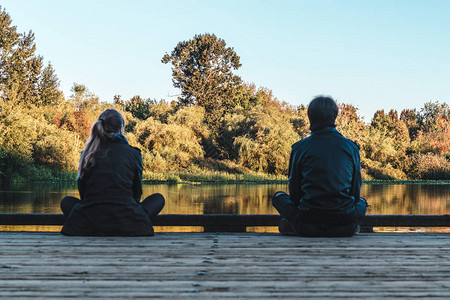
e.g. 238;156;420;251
0;232;448;298
0;214;449;232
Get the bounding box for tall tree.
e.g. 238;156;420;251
411;102;450;155
38;62;64;106
371;110;393;130
417;101;450;132
120;95;155;120
336;103;366;145
0;6;19;99
162;33;242;124
0;7;42;105
69;83;99;111
400;109;420;140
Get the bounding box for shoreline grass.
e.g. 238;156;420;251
142;171;288;184
362;179;450;185
4;170;450;185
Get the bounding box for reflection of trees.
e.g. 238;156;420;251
142;184;288;214
142;184;204;215
237;184;287;214
152;183;448;215
362;184;449;214
0;183;78;213
1;184;448;215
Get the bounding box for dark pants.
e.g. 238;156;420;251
60;193;166;219
272;191;368;236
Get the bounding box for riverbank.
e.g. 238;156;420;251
143;173;450;185
142;171;287;184
3;168;450;185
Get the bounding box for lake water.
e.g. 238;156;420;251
0;183;449;215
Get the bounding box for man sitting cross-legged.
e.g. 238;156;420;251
272;96;367;237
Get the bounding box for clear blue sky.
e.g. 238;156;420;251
2;0;450;121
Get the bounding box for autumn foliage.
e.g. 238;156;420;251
1;7;449;182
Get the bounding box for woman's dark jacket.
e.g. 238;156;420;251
61;134;154;236
289;127;361;225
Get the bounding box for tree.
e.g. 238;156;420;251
290;105;309;139
417;101;450;133
0;7;42;105
69;83;99;111
168;105;209;138
134;117;204;169
38;62;64;106
400;109;419;140
336;103;366;146
411;116;450;155
222;105;299;174
0;6;19;99
369;109;410;170
407;102;450;156
33;129;79;171
162;33;243;122
120;95;154;120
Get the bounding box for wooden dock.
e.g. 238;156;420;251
0;232;448;298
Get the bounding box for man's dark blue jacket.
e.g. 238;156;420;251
289;127;361;215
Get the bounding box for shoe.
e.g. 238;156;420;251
272;191;288;200
354;224;361;234
278;218;297;235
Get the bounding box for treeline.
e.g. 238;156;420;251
1;7;449;183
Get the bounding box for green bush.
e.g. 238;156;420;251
33;130;79;171
223;105;299;175
134;117;204;169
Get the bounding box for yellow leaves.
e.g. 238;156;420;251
134;116;204;170
410;153;450;180
226;104;300;175
0;100;80;173
34;131;79;171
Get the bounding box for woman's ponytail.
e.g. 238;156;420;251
78;109;124;178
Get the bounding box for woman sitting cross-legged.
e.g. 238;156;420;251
60;108;165;236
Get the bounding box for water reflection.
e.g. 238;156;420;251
0;183;449;215
362;184;449;215
142;184;286;215
0;183;77;214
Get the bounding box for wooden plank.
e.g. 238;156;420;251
0;232;448;298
